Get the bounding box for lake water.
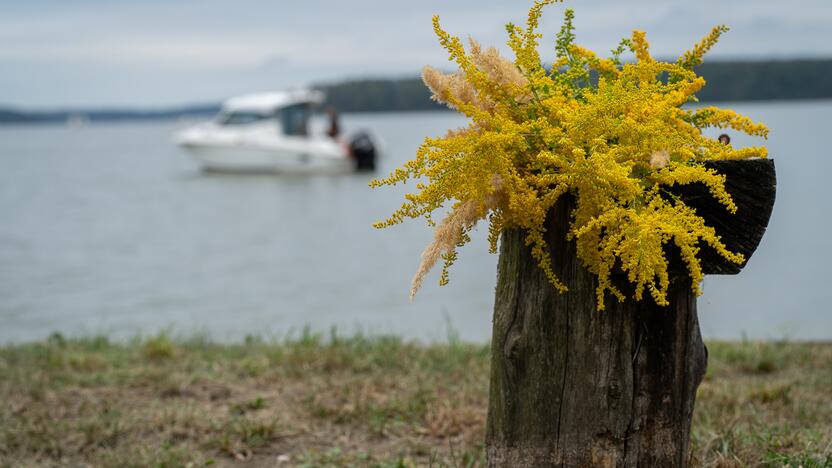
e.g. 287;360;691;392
1;102;830;344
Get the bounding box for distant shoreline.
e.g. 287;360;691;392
3;58;831;126
2;98;830;129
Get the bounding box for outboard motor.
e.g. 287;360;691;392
349;132;377;172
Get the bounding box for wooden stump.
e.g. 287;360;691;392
486;159;775;467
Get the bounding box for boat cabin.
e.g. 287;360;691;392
215;90;325;136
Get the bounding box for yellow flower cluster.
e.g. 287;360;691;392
370;0;769;309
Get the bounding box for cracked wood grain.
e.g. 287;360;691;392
485;159;775;467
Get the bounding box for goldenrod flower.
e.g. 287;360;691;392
371;1;768;309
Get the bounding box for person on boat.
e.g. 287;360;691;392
325;107;340;139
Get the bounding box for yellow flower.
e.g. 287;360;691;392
371;1;768;309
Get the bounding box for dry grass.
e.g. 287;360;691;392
691;341;832;467
0;331;829;467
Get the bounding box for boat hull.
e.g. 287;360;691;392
180;142;355;175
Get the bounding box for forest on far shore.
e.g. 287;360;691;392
2;59;830;124
319;59;832;112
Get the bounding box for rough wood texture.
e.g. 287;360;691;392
486;201;706;467
486;159;776;467
676;158;777;274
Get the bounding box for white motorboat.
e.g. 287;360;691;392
174;89;376;174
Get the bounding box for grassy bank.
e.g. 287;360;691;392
0;332;830;467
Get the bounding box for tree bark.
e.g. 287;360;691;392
486;197;706;467
485;158;776;467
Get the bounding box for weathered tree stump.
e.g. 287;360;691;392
486;159;776;467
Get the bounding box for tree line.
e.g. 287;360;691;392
317;59;832;112
2;59;830;124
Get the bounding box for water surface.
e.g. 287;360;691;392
1;102;830;343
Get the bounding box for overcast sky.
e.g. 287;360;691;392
2;0;830;109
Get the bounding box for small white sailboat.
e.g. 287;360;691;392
174;89;377;174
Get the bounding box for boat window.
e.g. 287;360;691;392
218;112;270;125
281;104;310;137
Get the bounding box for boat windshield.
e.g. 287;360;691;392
217;112;271;126
281;103;311;136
